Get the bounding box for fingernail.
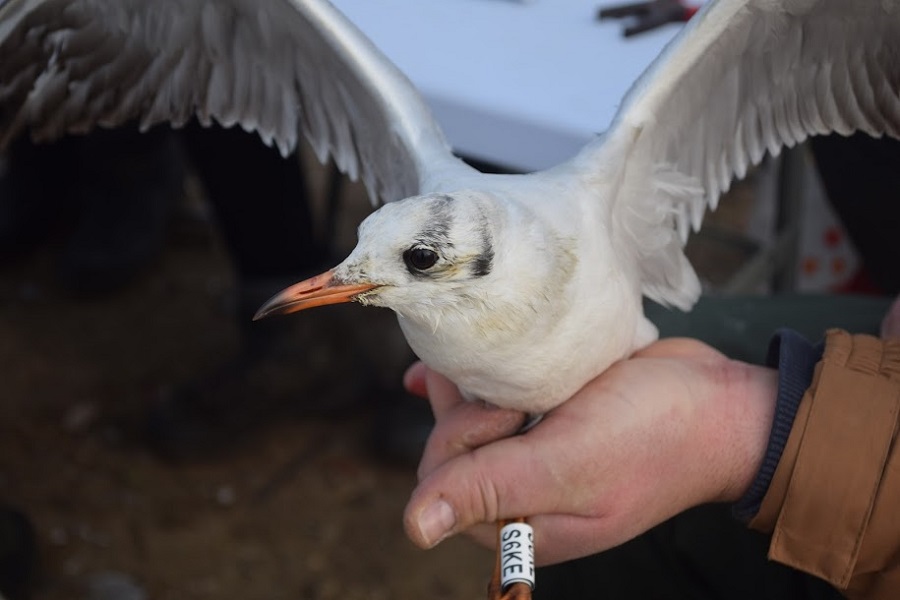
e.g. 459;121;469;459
417;499;456;547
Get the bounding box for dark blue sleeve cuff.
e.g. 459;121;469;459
732;329;824;522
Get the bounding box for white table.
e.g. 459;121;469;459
330;0;682;172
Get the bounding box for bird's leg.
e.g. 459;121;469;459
487;517;533;600
487;414;540;599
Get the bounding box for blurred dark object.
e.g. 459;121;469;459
144;125;359;461
2;122;422;465
0;126;185;295
180;124;326;283
0;137;73;262
371;391;435;467
0;506;37;600
144;278;374;461
598;0;698;37
538;503;841;600
810;133;900;296
59;127;185;295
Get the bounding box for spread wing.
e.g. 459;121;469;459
571;0;900;309
0;0;472;203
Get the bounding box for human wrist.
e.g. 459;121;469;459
709;359;778;504
732;330;823;521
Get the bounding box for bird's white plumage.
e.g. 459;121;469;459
2;0;900;412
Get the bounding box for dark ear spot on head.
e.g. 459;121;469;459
472;223;494;277
472;250;493;277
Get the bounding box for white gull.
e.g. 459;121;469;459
1;0;900;414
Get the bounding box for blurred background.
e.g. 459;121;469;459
0;126;496;599
0;127;876;600
1;1;895;599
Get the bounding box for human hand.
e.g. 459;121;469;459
402;338;777;565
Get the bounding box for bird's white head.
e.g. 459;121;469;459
338;192;501;319
255;189;577;344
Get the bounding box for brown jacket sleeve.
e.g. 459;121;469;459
749;329;900;598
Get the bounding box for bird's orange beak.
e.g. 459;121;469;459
253;269;377;320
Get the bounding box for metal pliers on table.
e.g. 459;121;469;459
598;0;699;37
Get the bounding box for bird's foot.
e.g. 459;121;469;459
487;580;532;600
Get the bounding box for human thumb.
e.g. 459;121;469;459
403;435;550;549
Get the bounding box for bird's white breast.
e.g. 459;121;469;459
397;174;659;414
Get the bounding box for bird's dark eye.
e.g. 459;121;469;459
404;247;439;271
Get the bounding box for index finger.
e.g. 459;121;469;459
404;363;470;421
417;399;525;481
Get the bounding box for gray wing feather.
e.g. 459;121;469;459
571;0;900;308
0;0;466;204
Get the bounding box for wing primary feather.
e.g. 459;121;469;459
848;47;884;135
0;0;466;202
575;0;900;311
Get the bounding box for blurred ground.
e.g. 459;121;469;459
0;152;494;600
0;145;762;600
